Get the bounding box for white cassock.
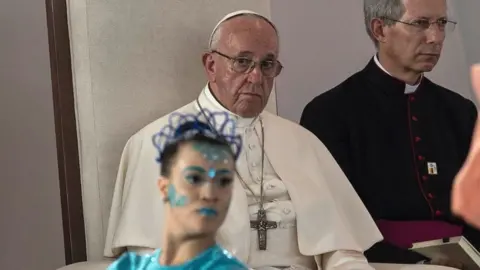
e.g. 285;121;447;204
104;84;384;269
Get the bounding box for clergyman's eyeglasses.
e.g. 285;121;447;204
382;17;457;33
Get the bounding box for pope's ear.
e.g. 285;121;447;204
157;176;169;203
202;52;216;81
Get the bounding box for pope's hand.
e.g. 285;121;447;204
452;64;480;228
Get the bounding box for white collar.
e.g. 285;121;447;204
374;54;421;94
196;84;260;128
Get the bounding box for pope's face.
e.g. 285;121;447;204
159;141;235;239
203;16;280;118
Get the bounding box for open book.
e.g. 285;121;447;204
410;236;480;270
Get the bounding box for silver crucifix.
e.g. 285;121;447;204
250;208;277;250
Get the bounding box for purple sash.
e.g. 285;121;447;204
376;220;464;248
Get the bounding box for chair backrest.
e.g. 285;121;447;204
67;0;275;260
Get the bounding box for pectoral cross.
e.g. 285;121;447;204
250;208;277;250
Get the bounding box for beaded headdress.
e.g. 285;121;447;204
152;109;243;163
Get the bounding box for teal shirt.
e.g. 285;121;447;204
107;244;248;270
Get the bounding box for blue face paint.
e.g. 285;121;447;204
214;168;231;176
192;143;231;163
167;184;188;207
197;207;218;217
184;166;206;185
183;166;233;187
208;168;216;178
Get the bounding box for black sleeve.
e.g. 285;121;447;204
299;96;352;179
365;241;428;264
465;100;478;151
463;224;480;250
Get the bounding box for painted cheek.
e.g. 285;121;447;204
167;184;188;207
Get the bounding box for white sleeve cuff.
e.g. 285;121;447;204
321;250;375;270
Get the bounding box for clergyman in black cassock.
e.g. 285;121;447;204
300;0;479;266
301;56;478;263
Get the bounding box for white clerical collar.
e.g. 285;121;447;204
196;84;259;128
374;54;421;94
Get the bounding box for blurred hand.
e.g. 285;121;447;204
452;64;480;229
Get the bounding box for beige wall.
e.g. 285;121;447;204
454;0;480;67
0;0;65;269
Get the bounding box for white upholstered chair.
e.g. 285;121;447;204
57;1;455;269
59;1;272;269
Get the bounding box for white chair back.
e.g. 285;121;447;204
67;0;275;260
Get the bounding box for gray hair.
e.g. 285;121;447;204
209;13;278;51
364;0;406;48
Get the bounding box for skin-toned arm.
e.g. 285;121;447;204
452;64;480;228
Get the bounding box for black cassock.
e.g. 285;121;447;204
300;58;479;264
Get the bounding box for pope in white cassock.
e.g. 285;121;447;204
104;10;384;270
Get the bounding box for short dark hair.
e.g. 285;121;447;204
159;122;234;177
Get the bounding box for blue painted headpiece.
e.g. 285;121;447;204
152;109;243;163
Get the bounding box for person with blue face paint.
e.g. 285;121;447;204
107;111;248;269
